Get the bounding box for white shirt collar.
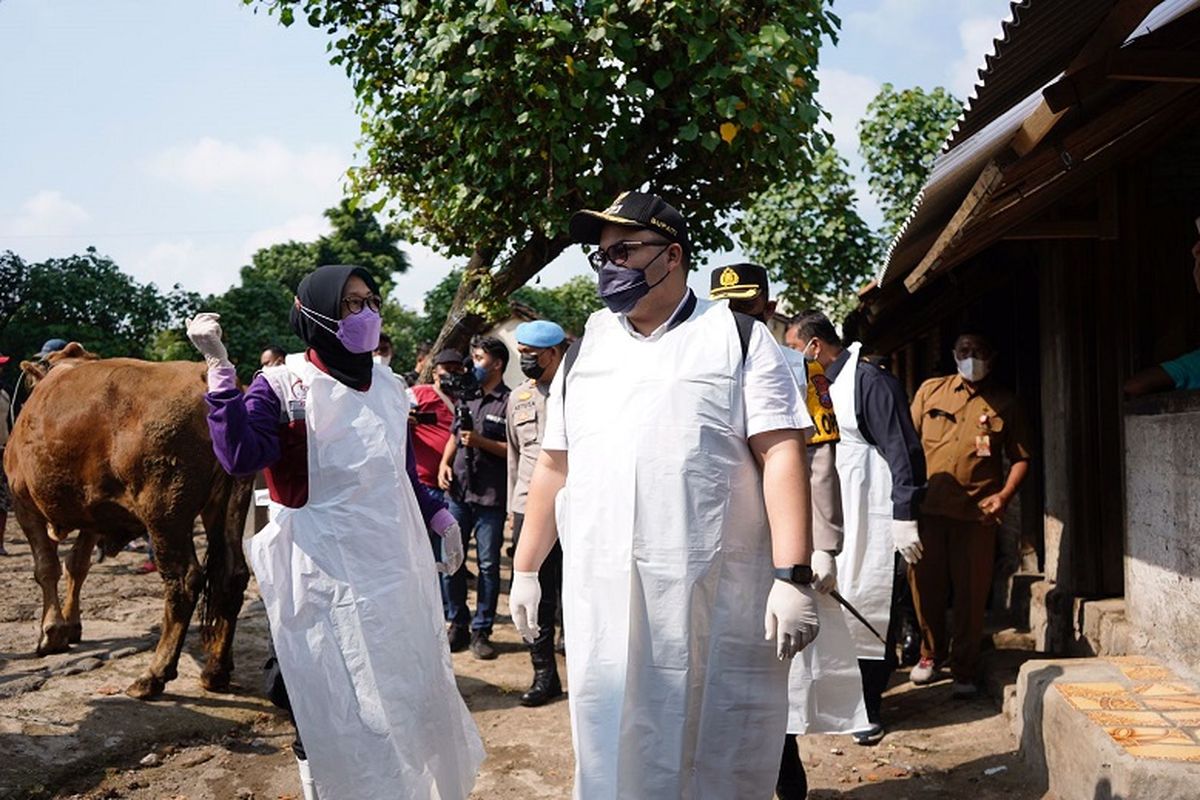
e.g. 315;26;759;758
618;289;695;342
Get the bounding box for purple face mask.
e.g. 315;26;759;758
299;304;382;354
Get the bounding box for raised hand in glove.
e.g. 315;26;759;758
810;550;838;595
510;571;542;643
764;579;820;660
186;313;230;368
436;522;464;576
892;519;923;565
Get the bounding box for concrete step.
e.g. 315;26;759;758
1072;597;1133;658
1014;655;1200;800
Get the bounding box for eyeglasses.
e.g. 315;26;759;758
587;240;671;272
342;294;383;314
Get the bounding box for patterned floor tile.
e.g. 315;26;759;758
1105;726;1195;748
1121;744;1200;762
1086;710;1168;726
1119;665;1177;682
1057;683;1140;711
1130;682;1196;697
1144;696;1200;711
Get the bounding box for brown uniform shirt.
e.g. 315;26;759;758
506;378;549;515
911;374;1031;522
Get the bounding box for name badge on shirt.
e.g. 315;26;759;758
287;399;306;423
975;434;992;457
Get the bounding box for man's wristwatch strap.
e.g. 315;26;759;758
774;565;814;585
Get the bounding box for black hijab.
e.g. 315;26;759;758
290;264;380;389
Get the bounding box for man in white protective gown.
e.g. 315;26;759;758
509;190;822;800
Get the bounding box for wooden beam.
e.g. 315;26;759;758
1108;49;1200;82
904;164;1005;292
1002;220;1102;240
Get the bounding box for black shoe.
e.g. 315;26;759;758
470;630;497;661
519;667;563;707
448;624;470;653
776;733;807;800
852;723;885;746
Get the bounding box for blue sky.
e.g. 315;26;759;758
1;0;1007;310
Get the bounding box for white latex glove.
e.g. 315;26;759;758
892;519;923;565
811;550;838;595
186;312;232;370
436;522;464;575
764;580;820;660
510;571;542;643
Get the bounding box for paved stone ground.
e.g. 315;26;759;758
0;521;1043;799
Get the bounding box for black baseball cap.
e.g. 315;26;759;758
432;348;465;366
710;263;769;301
569;190;688;253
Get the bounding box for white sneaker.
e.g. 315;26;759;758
910;657;938;684
951;680;978;698
297;757;319;800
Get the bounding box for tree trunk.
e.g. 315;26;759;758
420;231;573;380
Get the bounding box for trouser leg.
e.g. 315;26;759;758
776;733;808;800
472;504;505;633
948;520;996;683
444;499;475;627
264;633;305;760
909;515;951;664
531;541;563;669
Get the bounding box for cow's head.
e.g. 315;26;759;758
20;342;99;388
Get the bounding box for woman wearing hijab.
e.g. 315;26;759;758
187;264;484;800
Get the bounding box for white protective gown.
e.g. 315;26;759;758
780;349;869;735
830;342;895;660
552;299;795;800
249;354;484;800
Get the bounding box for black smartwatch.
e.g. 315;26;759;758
774;565;814;585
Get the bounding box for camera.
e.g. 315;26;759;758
440;370;482;402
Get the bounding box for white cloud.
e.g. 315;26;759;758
949;17;1002;99
127;239;239;296
144;137;349;203
815;68;881;162
0;190;90;237
240;214;331;257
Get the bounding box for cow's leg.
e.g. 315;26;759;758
126;524;203;700
15;501;69;655
198;476;252;692
61;529;99;644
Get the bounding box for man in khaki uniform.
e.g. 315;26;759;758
909;332;1031;697
506;319;567;707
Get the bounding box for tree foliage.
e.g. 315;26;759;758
0;248;173;364
736;146;877;319
249;0;838;356
858;83;963;238
513;275;603;336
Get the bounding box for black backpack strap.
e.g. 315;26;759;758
560;333;584;402
732;311;756;363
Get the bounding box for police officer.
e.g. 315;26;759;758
506;319;568;707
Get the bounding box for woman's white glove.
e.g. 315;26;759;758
810;550;838;595
186;312;232;370
892;519;923;565
764;580;820;660
436;523;464;575
510;571;543;643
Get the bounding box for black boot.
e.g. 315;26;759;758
776;733;808;800
519;666;562;707
521;629;563;707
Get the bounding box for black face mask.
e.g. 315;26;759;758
519;353;545;380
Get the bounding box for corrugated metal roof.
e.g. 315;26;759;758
878;0;1200;288
947;0;1118;150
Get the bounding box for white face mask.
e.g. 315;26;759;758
956;357;990;382
372;354;388;366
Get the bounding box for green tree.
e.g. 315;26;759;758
736;146;878;320
858;83;963;238
249;0;837;359
513;275;603;336
1;248;170;362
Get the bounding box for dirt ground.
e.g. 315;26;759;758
0;519;1041;800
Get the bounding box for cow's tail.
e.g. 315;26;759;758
199;468;253;645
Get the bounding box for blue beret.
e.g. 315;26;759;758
515;320;566;348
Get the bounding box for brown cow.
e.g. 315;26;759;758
4;343;252;699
